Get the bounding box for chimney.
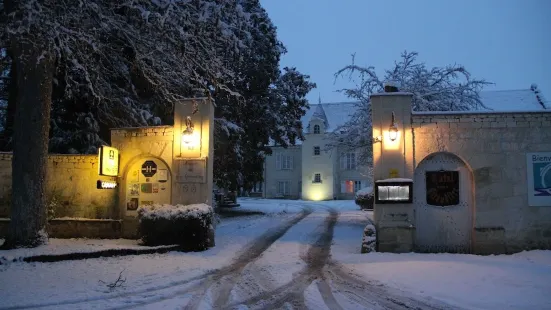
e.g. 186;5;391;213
384;80;400;93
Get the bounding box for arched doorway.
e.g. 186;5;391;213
124;157;172;217
413;152;474;253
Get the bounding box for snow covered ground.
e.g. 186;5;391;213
1;198;550;310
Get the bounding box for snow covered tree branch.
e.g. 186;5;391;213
328;51;491;166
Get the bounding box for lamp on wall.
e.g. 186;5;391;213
182;116;194;145
388;112;399;142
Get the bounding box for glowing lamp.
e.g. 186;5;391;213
388;112;399;142
182;116;194;145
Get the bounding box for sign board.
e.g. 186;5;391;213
98;146;119;176
527;152;551;207
426;171;459;206
176;159;206;183
141;160;157;177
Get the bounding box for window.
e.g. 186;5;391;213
313;173;322;183
277;181;290;195
276;153;293;170
313;124;320;134
340;152;356;170
342;180;362;193
313;146;321;156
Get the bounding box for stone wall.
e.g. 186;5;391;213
412;111;551;253
0;153;118;219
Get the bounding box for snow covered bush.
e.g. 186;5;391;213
355;186;374;210
137;203;215;251
361;224;376;253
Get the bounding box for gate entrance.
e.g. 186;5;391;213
125;158;171;216
413;152;474;253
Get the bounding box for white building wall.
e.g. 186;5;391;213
263;146;302;199
301;119;335;200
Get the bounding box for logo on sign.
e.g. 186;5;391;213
532;154;551;196
141;160;157;177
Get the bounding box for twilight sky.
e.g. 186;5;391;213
260;0;550;105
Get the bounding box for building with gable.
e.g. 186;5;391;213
261;86;548;204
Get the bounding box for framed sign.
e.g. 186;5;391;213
176;159;207;183
527;152;551;207
426;171;459;206
98;146;119;176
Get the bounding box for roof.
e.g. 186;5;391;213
270;88;547;147
477;89;546;112
301;101;360;133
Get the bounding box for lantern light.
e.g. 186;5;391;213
182;116;194;145
389;111;399;142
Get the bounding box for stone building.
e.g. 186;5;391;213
0;98;214;239
371;88;551;254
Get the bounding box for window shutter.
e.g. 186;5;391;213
290;155;294;170
340;155;345;169
276;153;281;170
340;181;346;194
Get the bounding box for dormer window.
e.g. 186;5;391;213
313;124;320;134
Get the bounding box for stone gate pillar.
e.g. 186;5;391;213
172;97;215;206
371;86;415;252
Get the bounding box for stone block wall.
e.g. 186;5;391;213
0;153;118;220
412;111;551;253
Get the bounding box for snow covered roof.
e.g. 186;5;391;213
476;89;547;112
301;101;360;132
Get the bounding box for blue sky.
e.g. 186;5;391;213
260;0;550;105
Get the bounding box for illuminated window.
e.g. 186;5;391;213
343;180;362;193
313;146;321;156
313;173;322;183
313;124;320;134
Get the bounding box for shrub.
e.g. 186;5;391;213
361;224;376;253
355;186;374;210
138;203;215;251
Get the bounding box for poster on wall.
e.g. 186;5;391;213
527;152;551;207
129;183;140;196
127;198;139;211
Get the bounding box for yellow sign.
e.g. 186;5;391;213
389;168;399;178
98;146;119;176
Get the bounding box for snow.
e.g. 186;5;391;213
375;178;413;183
355;186;373;197
1;199;549;309
138;203;213;220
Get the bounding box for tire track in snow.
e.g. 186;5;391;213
225;208;339;309
0;208;311;310
183;207;313;310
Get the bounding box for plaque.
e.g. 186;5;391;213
426;171;459;206
176;159;207;183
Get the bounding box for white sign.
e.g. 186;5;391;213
527;152;551;207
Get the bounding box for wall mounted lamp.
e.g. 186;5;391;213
182;116;194;145
389;111;399;142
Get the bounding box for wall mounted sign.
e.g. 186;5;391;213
97;180;117;189
527;152;551;207
98;146;119;176
389;168;399;178
426;171;459;206
141;160;157;177
176;159;206;183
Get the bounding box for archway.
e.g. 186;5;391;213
413;152;474;253
124;156;172;217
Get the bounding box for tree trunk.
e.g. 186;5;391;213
2;35;54;248
0;54;17;151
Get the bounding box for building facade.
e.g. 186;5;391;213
371;88;551;254
263;87;548;204
264;103;371;200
